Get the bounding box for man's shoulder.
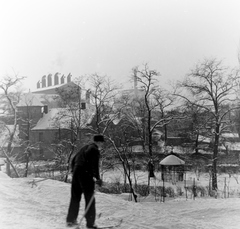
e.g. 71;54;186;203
75;144;90;156
86;143;98;151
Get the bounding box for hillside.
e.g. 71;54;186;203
1;171;240;229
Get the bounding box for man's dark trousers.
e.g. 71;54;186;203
66;167;96;227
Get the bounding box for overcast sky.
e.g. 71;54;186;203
1;0;240;91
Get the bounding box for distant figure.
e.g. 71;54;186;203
148;159;155;178
66;135;104;228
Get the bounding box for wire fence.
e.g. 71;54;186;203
144;171;240;202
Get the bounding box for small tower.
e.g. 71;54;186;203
133;69;138;97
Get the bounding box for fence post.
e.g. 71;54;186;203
193;178;196;200
162;176;165;202
209;173;211;196
185;173;187;200
224;177;226;198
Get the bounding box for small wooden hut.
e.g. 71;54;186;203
159;154;185;201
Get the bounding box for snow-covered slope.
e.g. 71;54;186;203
1;171;240;229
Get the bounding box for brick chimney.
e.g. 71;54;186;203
47;74;52;87
61;75;65;84
37;80;41;89
54;73;59;85
42;75;46;88
67;73;72;83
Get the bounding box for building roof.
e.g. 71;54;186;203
31;107;95;131
32;81;79;95
222;133;239;139
198;135;211;143
219;142;240;152
159;154;185;166
31;109;65;130
17;92;44;107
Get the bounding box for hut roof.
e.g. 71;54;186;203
159;154;185;166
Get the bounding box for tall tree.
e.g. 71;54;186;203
132;64;160;157
133;64;174;157
177;58;240;190
88;73;120;134
0;74;26;177
17;92;43;177
152;87;175;144
86;74;142;201
181;102;212;154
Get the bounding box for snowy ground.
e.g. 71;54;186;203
1;171;240;229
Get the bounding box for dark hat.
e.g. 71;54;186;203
93;134;105;142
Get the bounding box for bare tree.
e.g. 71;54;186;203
88;73;120;134
182;102;213;153
132;63;160;157
85;74;142;201
152;87;175;144
17;93;41;177
133;64;175;158
108;136;138;202
177;58;240;190
0;74;26;177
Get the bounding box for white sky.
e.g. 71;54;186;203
1;0;240;91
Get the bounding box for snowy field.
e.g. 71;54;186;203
1;171;240;229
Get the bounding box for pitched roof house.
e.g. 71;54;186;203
16;78;95;160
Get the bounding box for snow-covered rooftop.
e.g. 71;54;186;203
31;107;95;131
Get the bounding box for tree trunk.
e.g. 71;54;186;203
164;124;167;143
6;161;11;176
24;155;30;177
121;158;137;202
3;151;19;178
64;146;75;183
195;133;199;154
212;154;218;190
212;126;220;191
24;149;31;178
148;110;152;157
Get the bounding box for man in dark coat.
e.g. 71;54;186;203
66;135;104;228
148;158;155;179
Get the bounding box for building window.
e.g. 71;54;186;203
39;132;43;142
